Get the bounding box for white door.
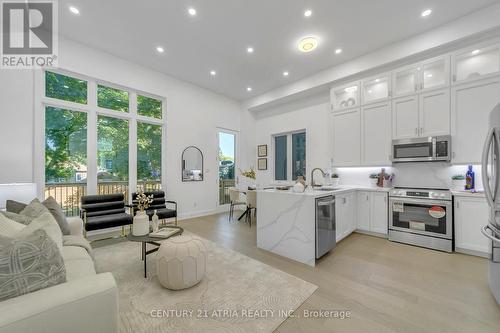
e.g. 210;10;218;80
392;95;419;139
217;129;238;206
419;88;450;137
452;76;500;163
370;192;388;235
357;191;371;231
362;102;391;165
333;109;361;166
455;197;491;254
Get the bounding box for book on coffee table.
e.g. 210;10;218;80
149;227;180;239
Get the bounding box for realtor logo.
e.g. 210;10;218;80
1;0;58;68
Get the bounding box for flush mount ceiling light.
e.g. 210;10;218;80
421;9;432;17
188;7;197;16
247;47;254;54
283;71;289;77
304;9;312;17
298;36;318;53
247;87;253;92
156;46;165;53
210;70;216;76
69;6;80;15
335;48;342;54
471;49;481;55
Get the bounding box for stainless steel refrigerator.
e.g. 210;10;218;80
481;102;500;305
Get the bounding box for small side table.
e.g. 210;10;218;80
127;227;183;278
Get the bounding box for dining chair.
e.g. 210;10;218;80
228;188;246;222
245;190;257;227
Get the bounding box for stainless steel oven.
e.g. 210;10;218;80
389;188;453;252
391;135;451;163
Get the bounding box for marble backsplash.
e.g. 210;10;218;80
335;163;483;190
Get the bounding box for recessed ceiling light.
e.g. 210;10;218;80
421;9;432;17
426;73;433;78
69;6;80;15
210;70;216;76
283;71;289;77
247;47;254;53
298;36;318;53
247;87;253;92
375;78;380;83
335;48;342;54
156;46;164;53
188;7;197;16
471;49;481;55
304;9;312;17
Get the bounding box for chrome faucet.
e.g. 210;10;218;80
310;168;326;187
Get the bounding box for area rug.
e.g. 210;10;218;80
93;231;317;333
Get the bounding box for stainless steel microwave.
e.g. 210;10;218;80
391;135;451;163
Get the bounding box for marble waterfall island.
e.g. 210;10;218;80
256;188;334;267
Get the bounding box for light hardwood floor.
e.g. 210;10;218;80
174;212;500;333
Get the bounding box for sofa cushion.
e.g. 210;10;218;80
42;196;71;235
17;212;63;250
0;213;26;237
61;246;96;281
0;229;66;302
19;198;50;219
62;236;94;258
0;211;32;225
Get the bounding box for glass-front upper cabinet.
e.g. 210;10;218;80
422;56;449;91
392;65;419;97
361;73;391;104
452;42;500;83
330;81;360;111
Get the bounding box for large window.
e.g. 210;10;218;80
274;131;306;181
42;70;165;215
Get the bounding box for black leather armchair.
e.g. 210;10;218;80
80;193;133;237
129;191;177;226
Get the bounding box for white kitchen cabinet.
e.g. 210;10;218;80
333;109;361;166
356;191;388;236
452;76;500;163
330;81;360;112
361;102;391;165
392;95;419;139
361;73;391;105
393;55;450;97
452;42;500;84
419;88;450;137
336;192;356;242
454;196;491;256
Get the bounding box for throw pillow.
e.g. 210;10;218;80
42;197;71;235
5;200;27;214
16;212;63;250
19;198;50;220
0;214;26;238
0;211;32;225
0;229;66;302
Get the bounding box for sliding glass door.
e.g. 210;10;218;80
218;129;237;205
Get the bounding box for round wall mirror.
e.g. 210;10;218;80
182;146;204;182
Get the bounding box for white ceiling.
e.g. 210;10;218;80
59;0;500;101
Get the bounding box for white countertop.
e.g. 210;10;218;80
258;185;390;197
451;189;485;198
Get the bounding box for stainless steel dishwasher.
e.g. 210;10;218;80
316;195;336;258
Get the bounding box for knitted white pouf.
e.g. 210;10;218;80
156;235;207;290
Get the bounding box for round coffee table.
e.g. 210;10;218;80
127;227;183;278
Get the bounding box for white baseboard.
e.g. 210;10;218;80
455;247;490;259
354;229;388;239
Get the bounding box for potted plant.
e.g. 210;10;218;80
331;173;340;187
239;167;256;189
451;175;466;191
132;188;154;236
369;173;379;187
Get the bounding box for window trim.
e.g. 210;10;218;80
272;129;306;182
34;68;167;202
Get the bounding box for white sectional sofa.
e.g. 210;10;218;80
0;217;119;333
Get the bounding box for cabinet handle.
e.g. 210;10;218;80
456;201;459;209
414;83;418;91
366;195;369;201
420;83;424;90
343;198;347;204
453;74;457;82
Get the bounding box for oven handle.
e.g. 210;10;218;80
389;197;452;207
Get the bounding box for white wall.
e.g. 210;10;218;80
254;93;331;186
0;38;244;218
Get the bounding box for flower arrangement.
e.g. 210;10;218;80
135;188;154;212
239;167;256;180
369;173;379;179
